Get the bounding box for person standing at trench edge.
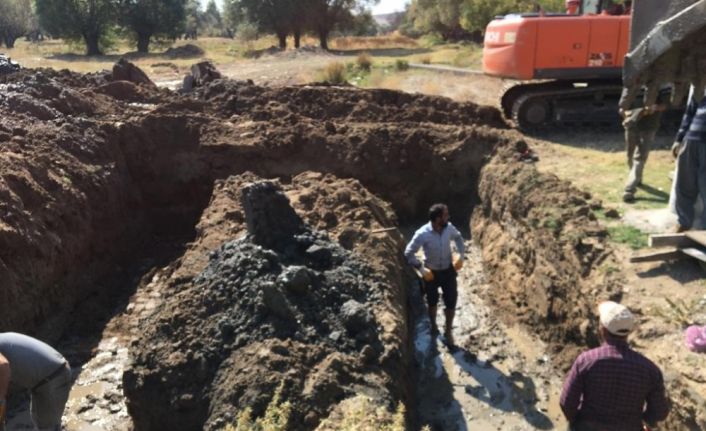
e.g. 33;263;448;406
0;332;72;431
559;302;670;431
404;203;465;346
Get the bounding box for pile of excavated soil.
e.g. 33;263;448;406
123;176;408;430
2;62;702;429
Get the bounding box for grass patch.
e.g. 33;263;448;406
537;143;674;211
316;396;420;431
322;61;348;84
394;59;409;71
229;383;291;431
333;34;418;50
607;225;648;249
356;52;372;72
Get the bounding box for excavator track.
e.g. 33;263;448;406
501;80;624;131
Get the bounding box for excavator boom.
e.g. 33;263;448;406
622;0;706;110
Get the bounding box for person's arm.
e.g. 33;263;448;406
404;230;425;268
0;353;10;424
559;358;584;423
676;89;698;144
643;370;670;425
450;224;465;259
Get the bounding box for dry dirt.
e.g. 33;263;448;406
0;59;704;430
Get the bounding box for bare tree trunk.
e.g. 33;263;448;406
137;33;151;53
4;35;17;48
84;32;102;56
277;32;287;49
318;30;329;50
293;30;301;48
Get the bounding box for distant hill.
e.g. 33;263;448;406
373;12;405;31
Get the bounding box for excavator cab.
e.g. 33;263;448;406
483;0;632;129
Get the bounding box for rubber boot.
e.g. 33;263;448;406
428;305;439;335
444;308;455;346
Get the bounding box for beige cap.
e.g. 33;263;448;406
598;301;635;336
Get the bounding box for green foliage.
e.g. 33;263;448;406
0;0;33;47
228;383;292;431
356;51;372;71
239;0;304;47
394;59;409;71
119;0;187;53
201;0;224;36
607;225;648;250
322;61;348;84
36;0;117;55
405;0;574;38
236;20;259;43
342;9;379;36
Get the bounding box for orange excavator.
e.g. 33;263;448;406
483;0;634;129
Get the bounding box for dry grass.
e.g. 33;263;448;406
322;61;347;84
356;52;373;72
3;36;279;75
332;34;418;50
316;396;421;431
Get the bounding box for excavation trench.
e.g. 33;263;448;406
2;66;698;430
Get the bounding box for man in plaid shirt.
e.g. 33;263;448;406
560;301;670;431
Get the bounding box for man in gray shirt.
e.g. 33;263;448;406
405;203;465;346
0;332;71;431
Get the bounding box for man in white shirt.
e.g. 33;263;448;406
404;203;465;346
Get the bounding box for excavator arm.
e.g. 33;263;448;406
621;0;706;110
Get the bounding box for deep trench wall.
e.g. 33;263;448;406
471;145;622;368
0;68;512;338
0;81;146;335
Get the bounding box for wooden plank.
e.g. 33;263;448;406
630;249;686;263
685;231;706;248
681;247;706;263
648;233;697;248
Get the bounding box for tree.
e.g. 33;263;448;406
35;0;116;55
405;0;568;39
404;0;468;40
223;0;245;38
309;0;376;50
184;0;201;39
460;0;565;34
201;0;223;36
0;0;33;48
240;0;298;49
120;0;186;53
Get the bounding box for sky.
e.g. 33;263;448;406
198;0;410;15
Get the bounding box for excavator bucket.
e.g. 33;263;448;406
621;0;706;109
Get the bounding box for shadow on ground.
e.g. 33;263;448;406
451;347;554;430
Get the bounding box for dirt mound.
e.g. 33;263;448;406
111;58;156;87
123;174;409;430
471;144;622;368
193;79;506;128
163;44;205;59
0;54;20;74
